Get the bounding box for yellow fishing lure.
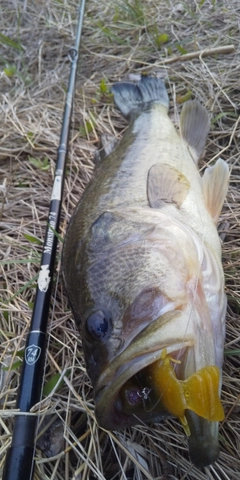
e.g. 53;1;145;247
148;349;224;436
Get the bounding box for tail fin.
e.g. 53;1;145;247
111;76;169;118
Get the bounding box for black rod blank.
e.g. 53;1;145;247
3;1;86;479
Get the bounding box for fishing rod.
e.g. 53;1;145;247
2;1;86;479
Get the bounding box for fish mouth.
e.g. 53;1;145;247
94;310;223;467
94;310;194;429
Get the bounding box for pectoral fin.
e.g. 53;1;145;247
147;163;190;208
202;158;229;224
180;100;210;163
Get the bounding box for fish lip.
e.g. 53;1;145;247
95;349;162;402
94;310;194;429
186;411;220;467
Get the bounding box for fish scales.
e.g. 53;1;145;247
62;76;229;468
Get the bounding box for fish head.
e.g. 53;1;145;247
64;209;225;467
68;211;191;417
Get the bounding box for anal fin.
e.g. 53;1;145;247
202;158;229;224
93;134;118;164
180;100;210;163
101;134;118;158
147;163;190;209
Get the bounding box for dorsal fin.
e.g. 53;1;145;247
147;163;190;209
201;158;229;224
180;100;210;163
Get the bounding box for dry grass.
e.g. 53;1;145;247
1;0;240;478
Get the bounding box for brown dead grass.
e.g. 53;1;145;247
1;0;240;479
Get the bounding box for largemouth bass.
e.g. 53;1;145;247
62;76;229;468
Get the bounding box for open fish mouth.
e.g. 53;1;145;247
95;342;185;429
94;311;224;467
94;310;194;429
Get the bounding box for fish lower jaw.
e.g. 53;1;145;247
186;411;220;468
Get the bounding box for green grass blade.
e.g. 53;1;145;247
23;233;43;245
0;257;40;266
0;32;23;51
224;349;240;356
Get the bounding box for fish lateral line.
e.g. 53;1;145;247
148;349;224;436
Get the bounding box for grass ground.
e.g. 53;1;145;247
1;0;240;479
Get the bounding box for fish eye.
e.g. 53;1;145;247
86;310;112;341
